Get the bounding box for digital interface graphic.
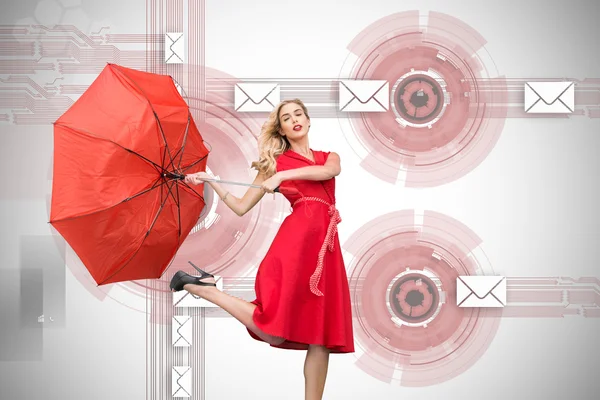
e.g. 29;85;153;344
343;210;502;386
1;1;599;399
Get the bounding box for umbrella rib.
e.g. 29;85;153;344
50;176;166;224
100;177;181;284
109;65;178;175
153;113;177;174
54;123;166;175
163;177;180;208
162;135;169;175
175;181;182;239
180;181;205;201
167;113;191;172
179;153;208;174
160;180;183;241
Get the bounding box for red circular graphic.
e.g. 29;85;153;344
338;11;508;187
392;71;446;128
389;272;440;325
344;210;501;386
53;66;289;319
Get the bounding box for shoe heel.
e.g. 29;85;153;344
188;261;214;279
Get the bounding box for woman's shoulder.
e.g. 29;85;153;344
314;149;334;164
312;149;334;156
275;150;294;171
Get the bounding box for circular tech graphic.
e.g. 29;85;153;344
52;67;289;319
387;271;441;326
338;11;508;187
343;210;502;386
391;70;447;128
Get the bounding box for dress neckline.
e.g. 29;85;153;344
287;149;315;164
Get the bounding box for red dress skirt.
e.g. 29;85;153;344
247;149;355;353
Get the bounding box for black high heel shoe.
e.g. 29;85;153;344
169;261;217;292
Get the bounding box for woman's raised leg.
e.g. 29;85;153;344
183;280;285;346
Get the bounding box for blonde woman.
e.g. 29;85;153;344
171;99;354;400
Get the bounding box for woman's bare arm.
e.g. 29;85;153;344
277;152;341;182
206;171;268;217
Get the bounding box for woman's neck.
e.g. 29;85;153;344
289;141;311;157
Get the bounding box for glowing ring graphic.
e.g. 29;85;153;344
338;11;508;187
391;70;448;128
344;209;502;386
387;271;441;327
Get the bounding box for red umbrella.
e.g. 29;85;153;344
50;63;209;285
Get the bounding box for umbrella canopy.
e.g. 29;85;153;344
50;63;208;285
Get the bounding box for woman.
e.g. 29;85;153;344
170;99;354;400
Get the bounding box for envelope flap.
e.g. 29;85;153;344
526;82;573;104
174;366;190;376
237;83;278;104
459;276;505;298
341;80;387;103
174;315;190;325
166;32;183;41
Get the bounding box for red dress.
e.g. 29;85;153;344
247;149;355;353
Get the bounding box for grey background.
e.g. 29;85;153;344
1;0;600;399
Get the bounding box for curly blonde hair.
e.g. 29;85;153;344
250;99;310;177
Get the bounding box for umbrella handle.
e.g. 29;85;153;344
276;186;299;195
165;172;186;180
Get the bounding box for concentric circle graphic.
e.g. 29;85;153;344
338;11;508;187
343;210;502;386
51;67;288;319
391;70;447;128
387;271;441;326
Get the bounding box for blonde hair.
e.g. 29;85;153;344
251;99;310;177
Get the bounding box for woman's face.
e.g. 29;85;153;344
278;102;309;140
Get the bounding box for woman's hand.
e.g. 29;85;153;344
185;171;213;185
260;173;282;194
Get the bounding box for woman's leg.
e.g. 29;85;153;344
304;344;331;400
183;280;285;346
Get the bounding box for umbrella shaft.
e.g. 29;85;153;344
204;179;261;189
165;176;262;190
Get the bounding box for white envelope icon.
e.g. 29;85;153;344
234;83;280;112
173;276;223;308
339;80;389;112
456;276;506;308
524;81;574;113
172;366;191;397
172;316;192;347
165;32;184;64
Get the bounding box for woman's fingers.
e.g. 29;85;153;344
184;175;200;185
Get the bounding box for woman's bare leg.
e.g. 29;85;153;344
182;279;285;346
304;344;330;400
